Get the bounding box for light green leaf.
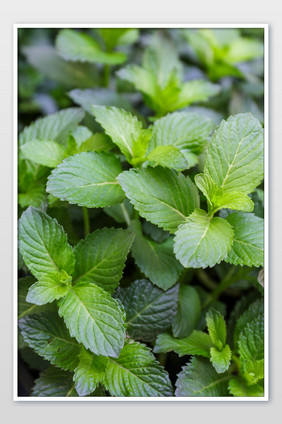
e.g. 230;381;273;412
32;367;78;397
74;348;107;396
103;340;173;396
225;212;264;267
91;106;144;161
146;145;188;170
204;114;263;195
225;38;264;64
175;357;230;396
71;126;93;146
154;331;213;358
21;140;66;168
19;207;75;285
129;220;183;290
173;80;220;110
117;167;199;233
47;152;124;208
115;279;178;342
206;308;227;350
210;345;232;373
19;108;84;146
56;29;126;65
97;28;139;51
228;377;264;397
174;209;234;268
172;285;201;338
79;133;114;153
73;228;134;293
26;272;72;306
19;312;81;371
58;283;126;357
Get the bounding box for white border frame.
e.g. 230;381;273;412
13;23;269;402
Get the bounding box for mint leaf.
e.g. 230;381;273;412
173;80;220;110
233;298;264;348
32;367;78;397
21;140;66;168
154;331;213;357
58;283;126;357
117;167;199;233
225;212;264;267
73;228;134;293
146;145;188;170
79;133;114;153
47;152;124;208
19;208;75;302
18;277;38;319
206;308;227;350
175;357;230;396
174;209;234;268
129;220;183;290
115;279;178;342
103;340;173;396
228;377;264;397
97;28;139;51
74;348;107;396
204;114;263;195
172;285;201;338
56;29;126;65
19;311;81;371
210;345;232;373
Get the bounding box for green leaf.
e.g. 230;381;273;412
115;279;178;342
225;38;264;64
206;308;227;350
233;298;264;348
225;212;264;267
19;108;84;146
58;283;126;357
18;185;46;209
32;367;78;397
174;209;234;268
104;199;133;225
175;357;230;396
47;152;124;208
117;167;199;233
103;340;173;396
228;377;264;397
204;114;263;195
154;331;213;358
91;106;145;161
71;126;93;146
18;277;39;319
74;348;107;396
79;133;114;153
97;28;139;51
19;208;75;303
21;140;66;168
146;145;188;170
210;345;232;373
172;285;201;338
56;29;126;65
129;220;183;290
73;228;134;293
173;80;220;110
19;311;81;371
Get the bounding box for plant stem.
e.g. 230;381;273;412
196;269;217;290
103;65;110;87
203;266;237;308
83;207;90;237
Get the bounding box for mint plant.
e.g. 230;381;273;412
18;27;265;398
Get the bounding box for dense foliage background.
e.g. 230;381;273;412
18;27;265;398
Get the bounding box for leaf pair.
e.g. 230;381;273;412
19;207;134;357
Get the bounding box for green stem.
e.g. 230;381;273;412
103;65;110;87
203;266;237;308
83;207;90;237
120;202;131;227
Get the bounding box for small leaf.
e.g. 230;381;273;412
115;279;178;342
172;285;201;338
228;377;264;397
58;283;126;357
47;152;124;208
118;167;199;233
73;228;134;293
154;331;213;358
26;272;72;306
210;345;232;373
233;298;263;348
174;209;234;268
173;80;220;110
79;133;114;153
32;367;78;397
206;308;227;350
225;212;264;267
74;348;107;396
21;140;66;168
175;357;230;396
146;145;188;170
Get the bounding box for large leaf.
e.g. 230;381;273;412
103;340;173;397
129;220;183;290
172;285;201;338
21;140;66;168
154;331;213;357
32;367;78;397
115;279;178;342
56;29;126;65
174;209;234;268
73;228;134;293
47;152;124;208
58;283;126;357
204;114;263;195
225;212;264;267
19;312;81;371
74;348;107;396
175;357;230;396
117;167;199;233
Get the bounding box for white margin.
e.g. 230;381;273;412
13;22;269;402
